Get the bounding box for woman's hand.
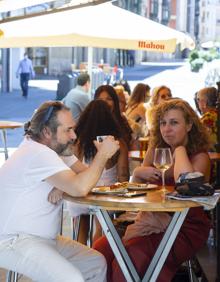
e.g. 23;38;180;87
48;187;63;204
132;166;161;183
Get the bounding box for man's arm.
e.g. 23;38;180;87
46;137;119;197
48;158;87;204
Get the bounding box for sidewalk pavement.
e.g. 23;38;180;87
0;80;58;150
0;61;207;151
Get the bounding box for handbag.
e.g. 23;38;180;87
175;172;214;196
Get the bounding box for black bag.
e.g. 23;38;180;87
175;172;214;197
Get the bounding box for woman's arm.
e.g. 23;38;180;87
116;140;130;182
174;146;210;182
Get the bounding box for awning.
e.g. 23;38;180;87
0;2;195;53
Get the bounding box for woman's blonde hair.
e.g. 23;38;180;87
150;85;172;106
149;98;210;155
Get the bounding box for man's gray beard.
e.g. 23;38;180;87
58;143;75;156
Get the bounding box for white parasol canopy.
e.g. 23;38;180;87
0;2;195;53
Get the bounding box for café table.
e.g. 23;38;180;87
129;150;220;163
64;187;199;282
0;120;23;160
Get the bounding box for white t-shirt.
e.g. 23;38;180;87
0;138;73;240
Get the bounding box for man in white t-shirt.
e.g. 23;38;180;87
0;101;119;282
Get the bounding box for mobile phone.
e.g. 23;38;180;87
96;135;108;142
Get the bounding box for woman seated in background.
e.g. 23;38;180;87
125;83;151;140
94;85;133;150
146;85;172;130
69;99;129;244
195;86;218;151
94;98;211;282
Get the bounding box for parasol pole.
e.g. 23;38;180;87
215;80;220;282
214;81;220;187
216;81;220;155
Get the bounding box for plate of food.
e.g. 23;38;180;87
126;182;158;190
91;182;128;195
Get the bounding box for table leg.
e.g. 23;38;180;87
142;208;189;282
95;209;141;282
1;129;8;160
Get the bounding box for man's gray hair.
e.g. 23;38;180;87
24;101;70;141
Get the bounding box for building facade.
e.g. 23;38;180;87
0;0;199;91
199;0;220;44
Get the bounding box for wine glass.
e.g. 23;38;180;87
153;148;173;192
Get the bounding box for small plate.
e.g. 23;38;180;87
127;183;158;190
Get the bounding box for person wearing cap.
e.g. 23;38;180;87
62;73;91;122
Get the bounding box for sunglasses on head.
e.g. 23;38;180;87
161;94;171;99
42;102;63;124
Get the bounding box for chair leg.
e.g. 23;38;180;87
186;260;199;282
88;213;94;247
72;215;81;241
6;271;18;282
60;203;64;235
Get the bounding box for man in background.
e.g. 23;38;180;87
62;73;91;122
16;52;35;98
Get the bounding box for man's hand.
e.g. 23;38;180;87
48;187;63;204
94;136;119;160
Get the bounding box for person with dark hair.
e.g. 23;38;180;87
125;83;151;139
94;85;133;149
62;73;91;122
195;87;218;151
94;98;211;282
75;100;129;177
0;100;119;282
68;99;129;243
16;52;35;98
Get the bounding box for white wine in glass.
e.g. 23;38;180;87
153;148;173;192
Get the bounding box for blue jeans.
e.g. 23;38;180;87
20;73;30;97
0;234;107;282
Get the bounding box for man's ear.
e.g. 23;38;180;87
42;127;52;139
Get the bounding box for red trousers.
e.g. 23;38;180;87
93;207;210;282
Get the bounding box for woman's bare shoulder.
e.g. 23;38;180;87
191;151;209;161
